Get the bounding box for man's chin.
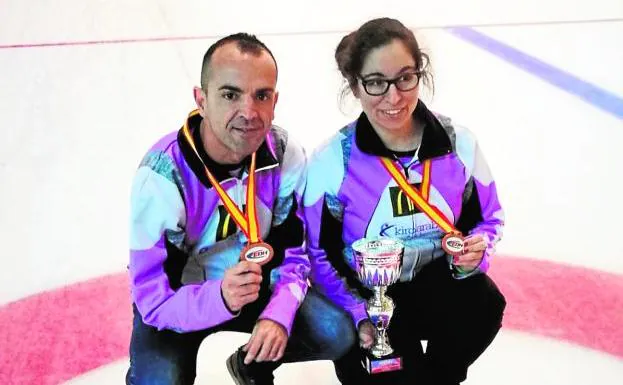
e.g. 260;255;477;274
230;143;263;162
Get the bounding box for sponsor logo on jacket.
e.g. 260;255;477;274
216;205;245;241
389;185;422;217
379;222;438;238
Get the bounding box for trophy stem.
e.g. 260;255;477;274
369;285;394;357
373;286;385;307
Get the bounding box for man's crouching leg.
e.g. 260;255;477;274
126;305;205;385
226;288;357;385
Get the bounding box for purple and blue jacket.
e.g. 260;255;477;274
129;113;309;334
303;101;505;327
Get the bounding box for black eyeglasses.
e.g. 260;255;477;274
358;71;422;96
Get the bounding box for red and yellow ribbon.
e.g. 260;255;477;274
182;110;262;243
380;157;456;234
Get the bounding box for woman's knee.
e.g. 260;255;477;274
485;278;507;325
457;274;507;330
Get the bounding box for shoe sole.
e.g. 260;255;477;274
226;354;244;385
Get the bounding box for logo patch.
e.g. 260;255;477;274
379;222;437;238
389;185;421;217
216;205;245;241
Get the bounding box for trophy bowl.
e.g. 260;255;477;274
352;237;404;288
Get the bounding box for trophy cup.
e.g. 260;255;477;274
352;237;404;374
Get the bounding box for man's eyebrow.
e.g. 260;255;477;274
217;86;275;94
218;85;243;92
256;87;275;93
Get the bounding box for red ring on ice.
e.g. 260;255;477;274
1;256;621;384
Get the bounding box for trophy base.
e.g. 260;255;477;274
362;350;403;374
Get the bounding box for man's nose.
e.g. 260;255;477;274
239;95;259;120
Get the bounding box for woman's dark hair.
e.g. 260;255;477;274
335;18;432;97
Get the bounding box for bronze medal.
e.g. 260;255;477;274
441;232;465;256
240;241;274;265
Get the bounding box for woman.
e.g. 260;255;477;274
303;18;506;385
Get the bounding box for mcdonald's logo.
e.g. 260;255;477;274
215;204;245;241
389;185;421;217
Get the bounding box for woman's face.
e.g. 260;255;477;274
354;39;420;135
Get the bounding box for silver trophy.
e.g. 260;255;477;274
352;237;404;374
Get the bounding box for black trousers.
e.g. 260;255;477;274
335;257;507;385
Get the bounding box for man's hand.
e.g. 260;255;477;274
243;319;288;364
453;234;487;270
358;319;375;349
221;261;262;312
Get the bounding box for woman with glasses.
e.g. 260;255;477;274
303;18;507;385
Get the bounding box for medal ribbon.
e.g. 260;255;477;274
182;110;261;243
380;157;458;234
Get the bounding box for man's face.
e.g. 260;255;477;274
195;43;278;163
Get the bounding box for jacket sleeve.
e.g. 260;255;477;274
129;153;237;332
456;132;505;274
302;141;368;327
259;138;311;335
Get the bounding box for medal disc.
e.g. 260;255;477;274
241;242;274;265
442;233;465;256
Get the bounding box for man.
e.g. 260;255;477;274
126;33;355;385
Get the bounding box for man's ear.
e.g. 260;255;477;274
193;86;206;116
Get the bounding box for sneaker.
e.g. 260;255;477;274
226;347;275;385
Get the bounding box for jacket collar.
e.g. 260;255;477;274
178;111;278;187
